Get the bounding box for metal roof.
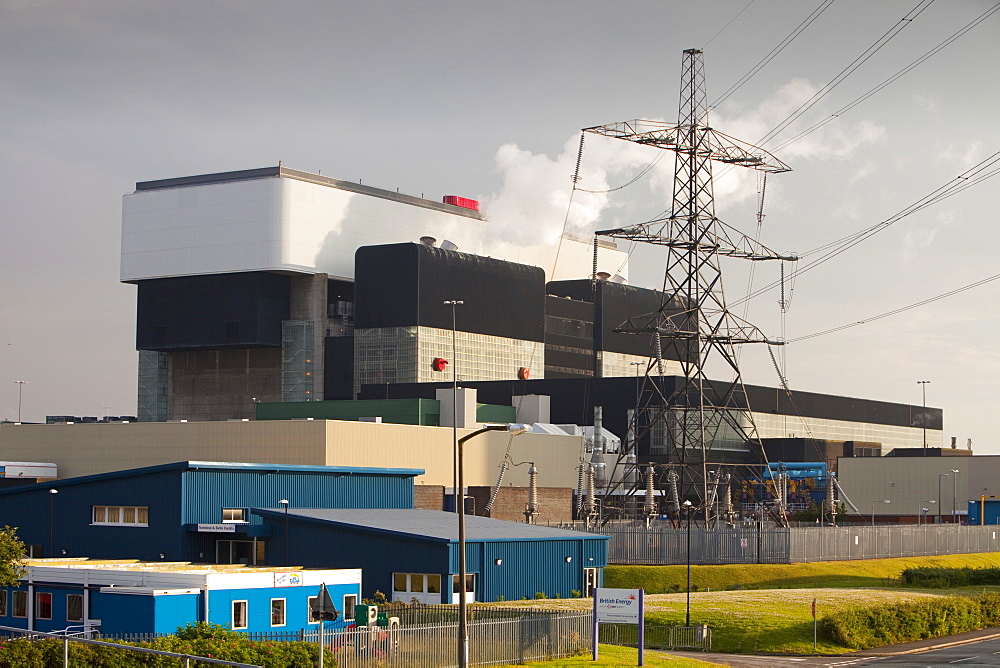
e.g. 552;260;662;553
0;461;424;495
256;508;608;543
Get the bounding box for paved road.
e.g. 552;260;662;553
665;628;1000;667
863;636;1000;666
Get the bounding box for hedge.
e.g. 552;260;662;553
901;567;1000;588
820;592;1000;649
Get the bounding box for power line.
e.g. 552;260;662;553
732;150;1000;306
770;2;1000;153
711;0;837;110
757;0;936;147
789;271;1000;343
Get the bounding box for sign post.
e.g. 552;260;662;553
310;583;340;668
594;587;645;666
812;598;817;650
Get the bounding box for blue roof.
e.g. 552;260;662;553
255;508;609;543
0;461;424;495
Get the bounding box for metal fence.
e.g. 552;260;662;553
111;608;592;668
330;613;591;668
589;523;1000;565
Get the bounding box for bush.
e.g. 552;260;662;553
0;630;333;667
901;567;1000;588
821;592;1000;649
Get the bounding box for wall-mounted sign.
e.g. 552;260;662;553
274;572;303;587
196;524;236;533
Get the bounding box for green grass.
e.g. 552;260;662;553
493;644;721;667
605;552;1000;592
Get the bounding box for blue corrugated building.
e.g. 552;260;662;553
255;508;609;603
3;561;359;635
0;461;421;564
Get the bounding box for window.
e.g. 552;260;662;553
35;592;52;620
452;574;474;594
306;596;321;624
222;508;247;523
0;590;6;616
343;594;357;622
67;594;83;622
270;598;285;627
232;600;248;630
12;591;26;618
92;506;149;526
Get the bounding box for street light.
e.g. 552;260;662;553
937;474;949;524
444;300;464;515
951;470;960;523
457;423;527;668
921;507;929;526
917;380;930;454
279;499;289;565
682;499;693;627
48;489;58;557
871;499;890;527
14;381;27;422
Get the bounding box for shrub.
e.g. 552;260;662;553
821;592;1000;649
534;592;547;599
570;590;582;598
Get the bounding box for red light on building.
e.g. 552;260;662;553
432;358;449;372
518;367;530;380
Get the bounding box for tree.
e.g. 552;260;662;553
0;526;26;586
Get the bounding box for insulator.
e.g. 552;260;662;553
644;465;657;516
484;459;509;514
524;463;539;524
591;406;607;488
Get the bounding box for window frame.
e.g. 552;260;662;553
35;592;53;620
306;596;319;624
222;508;248;523
270;598;285;627
66;594;83;623
343;594;357;622
12;591;27;618
91;505;149;527
231;600;248;630
0;589;7;616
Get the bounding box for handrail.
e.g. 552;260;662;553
0;624;261;667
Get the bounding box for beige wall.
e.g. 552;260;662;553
838;455;977;520
0;421;587;490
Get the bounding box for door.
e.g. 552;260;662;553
584;568;599;597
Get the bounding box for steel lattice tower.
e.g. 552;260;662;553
584;49;795;521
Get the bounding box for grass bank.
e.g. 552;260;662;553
605;552;1000;592
495;644;721;667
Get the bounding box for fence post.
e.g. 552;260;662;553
63;636;68;667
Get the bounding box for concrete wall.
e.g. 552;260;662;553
838;455;978;521
0;421;586;490
167;348;281;421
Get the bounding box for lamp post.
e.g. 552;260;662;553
951;469;960;523
457;423;527;668
48;488;58;557
872;499;890;527
279;499;289;565
917;380;930;454
937;474;949;524
14;381;27;422
682;499;693;627
920;507;929;526
444;300;464;515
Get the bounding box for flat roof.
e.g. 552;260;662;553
134;165;484;221
256;508;609;543
0;460;423;494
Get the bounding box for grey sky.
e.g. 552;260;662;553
2;1;998;451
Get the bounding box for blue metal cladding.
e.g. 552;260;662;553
0;582;359;635
182;470;415;526
0;471;184;561
263;514;608;603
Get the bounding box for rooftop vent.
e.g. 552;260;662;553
441;240;459;252
419;236;437;247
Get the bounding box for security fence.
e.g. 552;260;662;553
328;612;591;668
111;608;592;668
587;523;1000;565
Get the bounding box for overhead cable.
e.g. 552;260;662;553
756;0;936;147
788;271;1000;343
770;1;1000;153
711;0;837;110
